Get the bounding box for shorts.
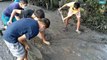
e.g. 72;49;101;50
1;13;17;26
68;11;81;18
4;40;25;58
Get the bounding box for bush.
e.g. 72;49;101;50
81;0;107;34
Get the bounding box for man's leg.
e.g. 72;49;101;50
23;50;28;60
76;12;81;34
1;13;9;30
17;46;27;60
17;57;24;60
76;17;80;30
63;11;73;31
4;40;26;60
16;45;26;60
37;32;50;45
64;17;71;27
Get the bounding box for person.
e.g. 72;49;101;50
58;2;81;34
7;9;45;25
3;17;50;60
1;0;28;29
7;9;50;45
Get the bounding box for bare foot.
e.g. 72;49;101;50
76;30;81;34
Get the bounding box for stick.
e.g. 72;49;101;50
58;10;64;22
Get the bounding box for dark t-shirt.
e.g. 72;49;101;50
3;18;39;43
3;2;23;17
20;9;34;18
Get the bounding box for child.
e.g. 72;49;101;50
1;0;28;29
7;9;50;45
58;2;81;34
3;17;50;60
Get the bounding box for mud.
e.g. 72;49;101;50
0;1;107;60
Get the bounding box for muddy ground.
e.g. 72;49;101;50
0;1;107;60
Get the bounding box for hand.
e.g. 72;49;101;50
63;17;68;23
58;8;61;11
25;44;30;51
62;17;66;23
63;18;66;22
7;21;12;25
43;40;50;45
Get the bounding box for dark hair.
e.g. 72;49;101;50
20;0;28;4
74;2;80;9
41;18;50;28
34;9;45;18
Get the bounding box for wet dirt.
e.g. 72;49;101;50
0;1;107;60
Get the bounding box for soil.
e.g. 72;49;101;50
0;1;107;60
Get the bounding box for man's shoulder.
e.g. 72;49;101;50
8;2;19;9
20;18;34;21
22;18;37;23
11;2;19;5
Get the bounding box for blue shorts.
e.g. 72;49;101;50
1;13;17;26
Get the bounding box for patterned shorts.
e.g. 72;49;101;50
4;40;25;58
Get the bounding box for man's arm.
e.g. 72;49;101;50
58;4;67;11
15;16;20;20
10;9;22;21
7;9;22;25
18;34;30;50
38;31;50;45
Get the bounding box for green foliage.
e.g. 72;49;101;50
81;0;107;33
